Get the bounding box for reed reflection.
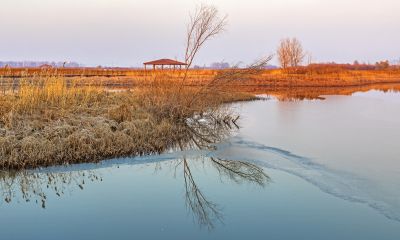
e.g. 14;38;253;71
0;170;102;208
240;83;400;101
0;157;270;229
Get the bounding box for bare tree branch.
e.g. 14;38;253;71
184;4;228;69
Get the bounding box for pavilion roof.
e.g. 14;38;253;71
143;59;187;65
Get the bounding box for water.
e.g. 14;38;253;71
1;88;400;240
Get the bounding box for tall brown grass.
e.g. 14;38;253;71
0;69;253;170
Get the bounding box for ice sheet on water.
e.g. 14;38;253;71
211;136;400;222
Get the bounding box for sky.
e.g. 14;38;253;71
0;0;399;67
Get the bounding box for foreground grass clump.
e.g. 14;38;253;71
0;74;249;170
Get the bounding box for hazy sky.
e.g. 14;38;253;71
0;0;399;66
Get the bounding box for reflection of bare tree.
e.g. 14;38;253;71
0;170;101;208
178;155;270;229
183;111;235;150
210;157;270;186
183;158;222;229
168;103;271;229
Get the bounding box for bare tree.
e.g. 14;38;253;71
277;38;306;69
184;4;228;69
143;4;272;124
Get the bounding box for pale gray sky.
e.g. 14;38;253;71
0;0;399;66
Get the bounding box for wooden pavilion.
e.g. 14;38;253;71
143;59;187;70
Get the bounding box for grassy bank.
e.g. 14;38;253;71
2;67;400;88
0;73;254;170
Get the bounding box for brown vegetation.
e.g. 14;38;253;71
2;65;399;91
0;71;256;170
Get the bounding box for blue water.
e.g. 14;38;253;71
0;89;399;240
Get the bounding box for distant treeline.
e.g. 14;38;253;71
288;61;400;74
1;62;400;78
0;61;82;68
0;67;137;78
193;62;278;70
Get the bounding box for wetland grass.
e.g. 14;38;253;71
0;70;254;170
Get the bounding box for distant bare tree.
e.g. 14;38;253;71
277;39;291;69
277;38;306;69
375;60;390;70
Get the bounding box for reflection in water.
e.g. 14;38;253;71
244;83;400;101
0;110;270;229
0;170;102;208
174;108;271;228
0;157;269;229
180;157;270;229
209;157;269;186
182;158;222;229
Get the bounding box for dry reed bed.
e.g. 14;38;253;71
2;68;400;89
0;74;252;170
80;69;400;88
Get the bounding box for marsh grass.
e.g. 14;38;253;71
0;68;254;170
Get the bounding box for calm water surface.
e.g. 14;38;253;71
1;89;399;240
